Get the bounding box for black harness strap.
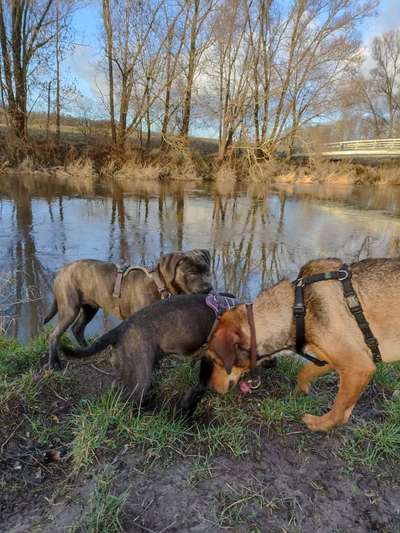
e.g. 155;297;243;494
340;264;382;363
294;270;344;367
294;264;381;366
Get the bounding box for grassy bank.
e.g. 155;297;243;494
0;132;399;186
1;333;400;530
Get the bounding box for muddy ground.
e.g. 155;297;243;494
1;353;400;533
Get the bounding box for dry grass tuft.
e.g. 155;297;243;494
214;163;236;183
157;137;203;181
54;156;94;179
114;158;163;181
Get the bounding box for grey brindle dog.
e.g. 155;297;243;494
44;250;212;369
62;294;219;414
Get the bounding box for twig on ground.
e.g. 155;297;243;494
1;420;24;454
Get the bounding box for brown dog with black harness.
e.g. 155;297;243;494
207;258;400;432
44;250;212;369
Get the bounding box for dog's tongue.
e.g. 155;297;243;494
239;381;252;394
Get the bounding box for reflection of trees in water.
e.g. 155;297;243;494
3;186;53;339
108;183;187;263
3;176;400;339
109;186;129;262
209;188;290;299
273;183;400;218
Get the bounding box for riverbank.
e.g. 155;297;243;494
0;135;399;186
1;333;400;531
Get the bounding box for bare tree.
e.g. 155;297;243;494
179;0;215;139
335;29;400;139
211;0;253;160
102;0;117;144
371;30;400;136
159;2;188;146
101;0;170;147
0;0;60;139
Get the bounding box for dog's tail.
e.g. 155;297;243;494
43;299;58;324
62;324;122;359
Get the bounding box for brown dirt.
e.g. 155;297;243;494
1;362;399;533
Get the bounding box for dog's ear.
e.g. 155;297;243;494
208;328;240;375
159;252;185;283
192;249;211;268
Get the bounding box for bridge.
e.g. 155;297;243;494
295;138;400;160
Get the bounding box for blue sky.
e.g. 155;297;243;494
65;0;400;114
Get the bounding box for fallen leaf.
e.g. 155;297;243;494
45;449;61;462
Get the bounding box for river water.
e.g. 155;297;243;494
1;176;400;341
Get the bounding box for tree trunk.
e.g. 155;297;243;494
102;0;117;145
180;0;200;139
145;76;151;149
160;84;171;147
55;0;61;144
46;81;52;139
118;75;130;147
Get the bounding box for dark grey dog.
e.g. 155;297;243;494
62;294;220;415
44;250;212;369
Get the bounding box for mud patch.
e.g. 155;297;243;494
1;355;400;532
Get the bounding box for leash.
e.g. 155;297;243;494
294;263;381;365
245;303;258;371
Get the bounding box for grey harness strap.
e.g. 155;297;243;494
112;264;171;299
150;269;172;299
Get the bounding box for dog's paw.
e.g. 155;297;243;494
302;413;330;432
48;355;64;372
176;390;204;421
174;402;194;422
295;382;310;396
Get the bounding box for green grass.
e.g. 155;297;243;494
71;390;131;472
216;482;282;529
373;362;400;391
74;465;128;533
197;417;250;457
340;395;400;466
186;456;213;486
72;389;192;471
2;332;400;488
260;393;325;428
0;333;48;376
198;391;254;457
124;408;192;459
155;359;198;402
276;356;304;382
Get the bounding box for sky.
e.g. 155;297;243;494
65;0;400;117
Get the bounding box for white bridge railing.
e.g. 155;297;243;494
317;138;400;159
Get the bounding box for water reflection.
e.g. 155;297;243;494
1;175;400;341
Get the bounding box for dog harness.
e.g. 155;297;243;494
294;263;382;365
205;292;238;341
112;263;172;301
205;292;238;316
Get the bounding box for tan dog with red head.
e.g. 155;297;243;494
207;258;400;432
